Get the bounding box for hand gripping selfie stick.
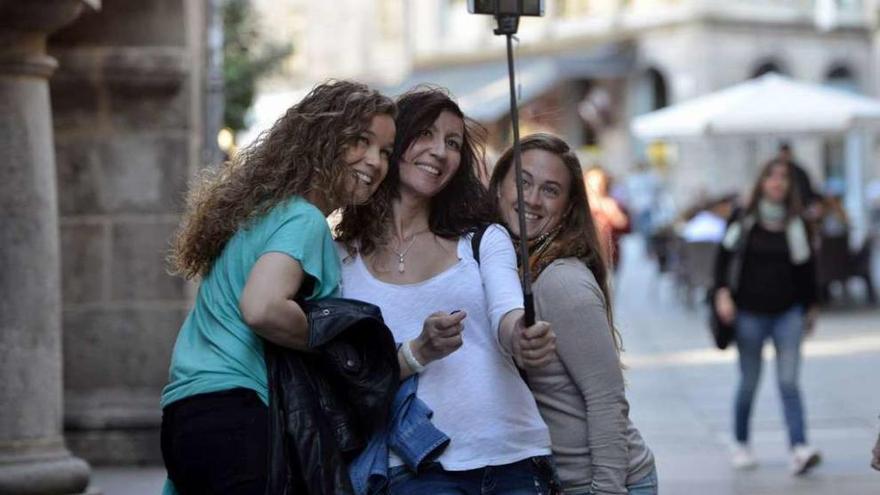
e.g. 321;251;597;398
468;1;545;325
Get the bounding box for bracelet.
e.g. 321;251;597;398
401;340;426;373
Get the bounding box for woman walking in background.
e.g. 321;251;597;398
336;88;558;494
713;158;821;475
490;133;657;495
160;81;396;494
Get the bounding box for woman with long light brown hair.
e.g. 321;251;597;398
490;133;657;495
160;80;396;494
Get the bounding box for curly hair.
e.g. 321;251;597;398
168;80;396;279
488;133;622;352
336;86;495;255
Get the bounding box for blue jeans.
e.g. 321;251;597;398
569;465;659;495
388;456;556;495
734;306;807;446
626;466;658;495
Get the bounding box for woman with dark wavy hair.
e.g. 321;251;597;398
490;133;657;495
160;80;395;494
336;87;558;493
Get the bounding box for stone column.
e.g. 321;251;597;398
0;1;94;494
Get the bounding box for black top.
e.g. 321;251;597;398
715;223;816;314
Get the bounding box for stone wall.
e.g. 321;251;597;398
48;0;207;465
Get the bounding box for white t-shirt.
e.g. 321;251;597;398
338;225;551;470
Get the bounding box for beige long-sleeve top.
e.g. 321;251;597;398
527;258;655;494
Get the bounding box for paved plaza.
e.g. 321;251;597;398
89;238;880;494
616;237;880;494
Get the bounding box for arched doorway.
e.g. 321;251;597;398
751;60;787;78
632;67;668;115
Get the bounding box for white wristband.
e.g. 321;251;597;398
401;340;426;373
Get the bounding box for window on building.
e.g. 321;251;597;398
826;65;857;92
751;61;785;78
647;68;667;110
632;67;668;115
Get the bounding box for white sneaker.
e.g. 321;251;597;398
731;443;758;470
790;444;821;475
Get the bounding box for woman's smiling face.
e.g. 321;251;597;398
498;148;572;240
397;110;465;200
342;113;395;205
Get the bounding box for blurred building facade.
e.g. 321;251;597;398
400;0;876;206
252;0;878;213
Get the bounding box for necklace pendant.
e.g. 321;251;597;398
397;260;405;273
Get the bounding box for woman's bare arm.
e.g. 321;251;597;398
240;252;310;350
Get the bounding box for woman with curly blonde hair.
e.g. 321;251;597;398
160;80;395;495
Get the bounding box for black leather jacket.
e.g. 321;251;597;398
265;298;400;495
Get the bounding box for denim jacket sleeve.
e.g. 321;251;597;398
349;376;449;495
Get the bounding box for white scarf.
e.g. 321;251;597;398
722;203;810;264
758;199;786;224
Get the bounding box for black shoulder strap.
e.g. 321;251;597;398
471;224;490;266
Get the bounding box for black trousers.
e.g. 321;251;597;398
161;388;268;495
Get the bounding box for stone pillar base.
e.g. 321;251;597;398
63;390;163;466
0;446;97;495
66;430;161;466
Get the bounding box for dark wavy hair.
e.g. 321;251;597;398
336;86;494;255
169;80;396;279
488;133;621;352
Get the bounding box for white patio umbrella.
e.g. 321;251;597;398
631;73;880;248
632;73;880;139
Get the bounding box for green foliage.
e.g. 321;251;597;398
222;0;292;132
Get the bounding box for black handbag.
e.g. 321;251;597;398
707;287;734;350
707;216;748;350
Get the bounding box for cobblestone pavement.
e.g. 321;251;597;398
89;237;880;495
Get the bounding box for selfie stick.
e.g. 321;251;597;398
494;15;535;326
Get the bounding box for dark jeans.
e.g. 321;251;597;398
388;456;557;495
161;388;268;495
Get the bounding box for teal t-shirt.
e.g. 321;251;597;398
160;196;340;409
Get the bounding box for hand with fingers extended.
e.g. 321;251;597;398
511;318;556;369
411;310;467;365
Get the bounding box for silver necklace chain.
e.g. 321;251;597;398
390;230;428;273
